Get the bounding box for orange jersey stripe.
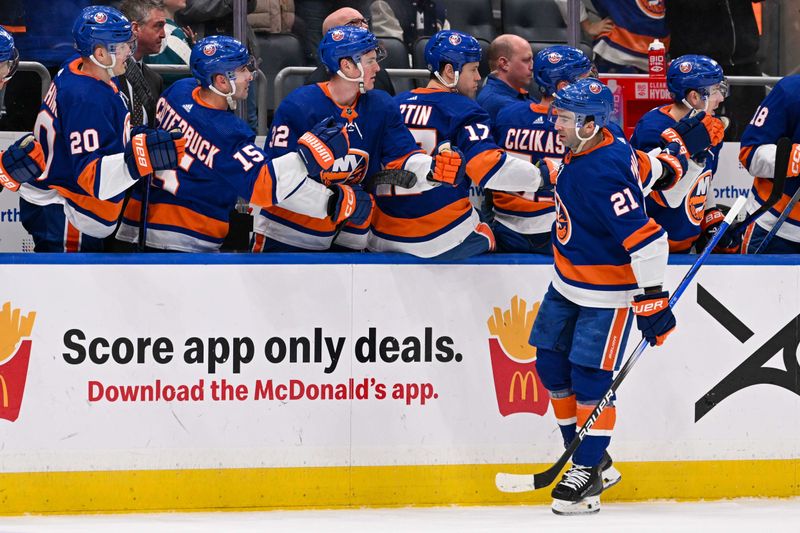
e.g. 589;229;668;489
601;308;629;371
668;234;697;253
622;218;663;251
492;191;554;213
265;204;337;233
739;145;754;169
372;197;472;239
126;199;229;239
75;159;100;196
249;165;275;208
466;149;503;185
754;178;800;220
577;404;616;432
636;150;653;188
385;149;424;170
65;222;81;253
553;247;637;286
599;26;670;56
52;186;123;223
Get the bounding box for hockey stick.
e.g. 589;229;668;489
364;168;417;190
753;184;800;254
495;195;748;493
730;137;792;237
138;171;153;252
331;169;417;243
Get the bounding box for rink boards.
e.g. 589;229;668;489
0;254;798;514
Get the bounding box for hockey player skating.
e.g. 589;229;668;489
738;74;800;253
374;30;553;259
115;35;356;252
631;55;732;253
0;25;46;195
19;6;184;252
253;26;464;252
529;79;676;515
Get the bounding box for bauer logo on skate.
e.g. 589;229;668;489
0;301;37;423
487;296;549;417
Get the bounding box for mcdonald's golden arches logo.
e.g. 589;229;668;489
0;301;36;422
487;296;549;417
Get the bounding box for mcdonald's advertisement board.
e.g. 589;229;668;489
0;258;797;513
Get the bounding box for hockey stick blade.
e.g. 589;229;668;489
495;473;537;493
495;197;748;494
365;169;417;189
731;136;791;236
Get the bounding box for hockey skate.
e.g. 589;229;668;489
551;464;604;515
600;451;622;490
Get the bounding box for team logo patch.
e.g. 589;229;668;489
548;52;562;64
588;81;603;94
320;148;370;186
94;12;108;23
554;192;572;245
679;61;693;74
636;0;666;19
203;44;217;56
448;34;462;46
686;171;711;225
331;29;345;42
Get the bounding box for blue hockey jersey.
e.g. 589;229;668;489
739;74;800;243
257;82;425;250
552;128;667;308
492;101;565;237
631;104;721;252
116;78;331;252
373;87;546;257
20;57;138;238
591;0;669;71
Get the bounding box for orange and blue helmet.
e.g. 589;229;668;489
0;25;19;82
424;30;481;74
552;78;613;128
318;26;382;74
72;6;133;57
534;45;592;97
667;55;727;103
190;35;254;87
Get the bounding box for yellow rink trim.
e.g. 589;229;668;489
0;459;798;515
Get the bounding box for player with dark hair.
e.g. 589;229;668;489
738;74;800;253
631;55;731;253
0;25;46;195
18;5;183;252
374;30;553;259
115;35;356;252
252;26;461;252
529;78;676;515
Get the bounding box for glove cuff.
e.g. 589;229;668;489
632;291;670;316
701;208;724;231
298;132;336;171
130;133;153;177
0;158;21;192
